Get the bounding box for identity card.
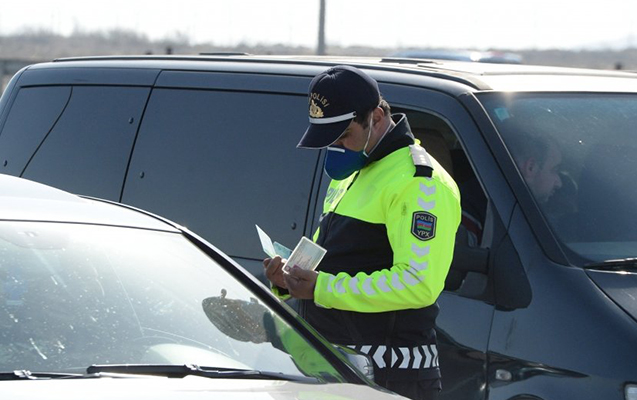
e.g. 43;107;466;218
255;225;326;271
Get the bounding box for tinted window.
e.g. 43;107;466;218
479;92;637;263
20;86;150;200
18;87;149;200
123;89;317;259
0;86;71;176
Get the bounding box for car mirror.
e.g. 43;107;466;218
446;226;489;291
333;345;375;381
451;242;489;275
201;290;269;343
450;224;489;273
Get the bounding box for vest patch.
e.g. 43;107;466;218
412;211;436;241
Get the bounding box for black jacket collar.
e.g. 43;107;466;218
365;114;415;165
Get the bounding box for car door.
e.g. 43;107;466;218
121;70;322;281
378;81;518;400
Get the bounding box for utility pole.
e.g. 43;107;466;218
317;0;326;55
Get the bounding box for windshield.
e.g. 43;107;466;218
0;221;343;382
478;92;637;263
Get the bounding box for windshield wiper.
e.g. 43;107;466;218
0;370;86;380
584;257;637;271
87;364;319;383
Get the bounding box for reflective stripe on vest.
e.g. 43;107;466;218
346;344;439;369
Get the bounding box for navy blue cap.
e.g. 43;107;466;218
297;65;381;149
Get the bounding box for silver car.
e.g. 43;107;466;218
0;174;403;400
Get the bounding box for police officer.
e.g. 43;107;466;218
264;65;461;400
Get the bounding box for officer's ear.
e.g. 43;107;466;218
371;107;384;127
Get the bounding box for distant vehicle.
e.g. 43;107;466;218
389;49;523;64
0;174;399;400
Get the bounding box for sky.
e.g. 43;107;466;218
1;0;636;51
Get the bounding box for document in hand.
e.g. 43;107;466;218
255;225;326;271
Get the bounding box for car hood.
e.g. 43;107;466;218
2;375;404;400
586;269;637;323
0;174;178;232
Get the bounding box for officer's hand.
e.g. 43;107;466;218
263;256;287;289
284;266;318;300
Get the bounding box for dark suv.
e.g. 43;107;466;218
1;55;637;400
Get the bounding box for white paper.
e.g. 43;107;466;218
255;225;276;258
256;225;292;259
283;236;327;272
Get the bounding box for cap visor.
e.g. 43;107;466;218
297;119;352;149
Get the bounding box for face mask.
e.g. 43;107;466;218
324;117;373;180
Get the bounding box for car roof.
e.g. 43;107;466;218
0;174;179;232
28;54;637;93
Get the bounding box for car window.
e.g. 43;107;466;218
122;89;318;260
478;92;637;263
0;221;344;382
0;86;71;177
16;86;150;201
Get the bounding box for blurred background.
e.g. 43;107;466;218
2;0;637;89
